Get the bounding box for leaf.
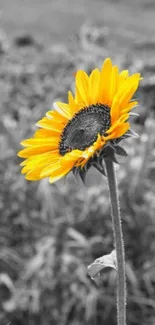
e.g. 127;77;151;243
93;160;106;176
79;169;87;185
115;145;128;157
125;128;139;138
88;250;117;280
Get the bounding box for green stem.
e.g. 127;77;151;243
104;158;126;325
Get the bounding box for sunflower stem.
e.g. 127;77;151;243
104;158;126;325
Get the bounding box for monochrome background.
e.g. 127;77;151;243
0;0;155;324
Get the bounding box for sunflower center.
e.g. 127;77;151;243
59;103;111;155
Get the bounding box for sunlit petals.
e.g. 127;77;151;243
41;150;82;180
22;153;59;180
23;156;56;175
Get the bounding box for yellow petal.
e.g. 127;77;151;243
34;129;61;138
114;122;130;138
98;58;112;104
106;113;129;134
53;102;73;119
21;152;59;169
43;160;74;182
121;101;138;114
119;85;137;110
75;70;89;106
68;91;78;114
49;166;72;184
118;70;129;87
36;117;64;132
108;65;119;106
110;96;121;123
119;74;140;108
111;74;140;122
41;149;82;178
46;110;67;122
23;154;60;180
18;145;58;158
88;68;100;104
25;172;44;181
20;137;59;147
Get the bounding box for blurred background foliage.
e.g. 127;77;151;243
0;0;155;324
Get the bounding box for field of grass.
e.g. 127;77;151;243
0;0;155;325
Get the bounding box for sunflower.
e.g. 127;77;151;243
18;58;141;183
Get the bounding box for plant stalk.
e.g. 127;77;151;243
104;158;126;325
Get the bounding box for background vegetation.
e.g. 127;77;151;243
0;0;155;324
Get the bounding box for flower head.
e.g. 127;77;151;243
18;58;141;183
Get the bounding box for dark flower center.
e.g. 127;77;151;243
59;103;111;155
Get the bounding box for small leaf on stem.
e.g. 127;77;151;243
88;250;117;281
